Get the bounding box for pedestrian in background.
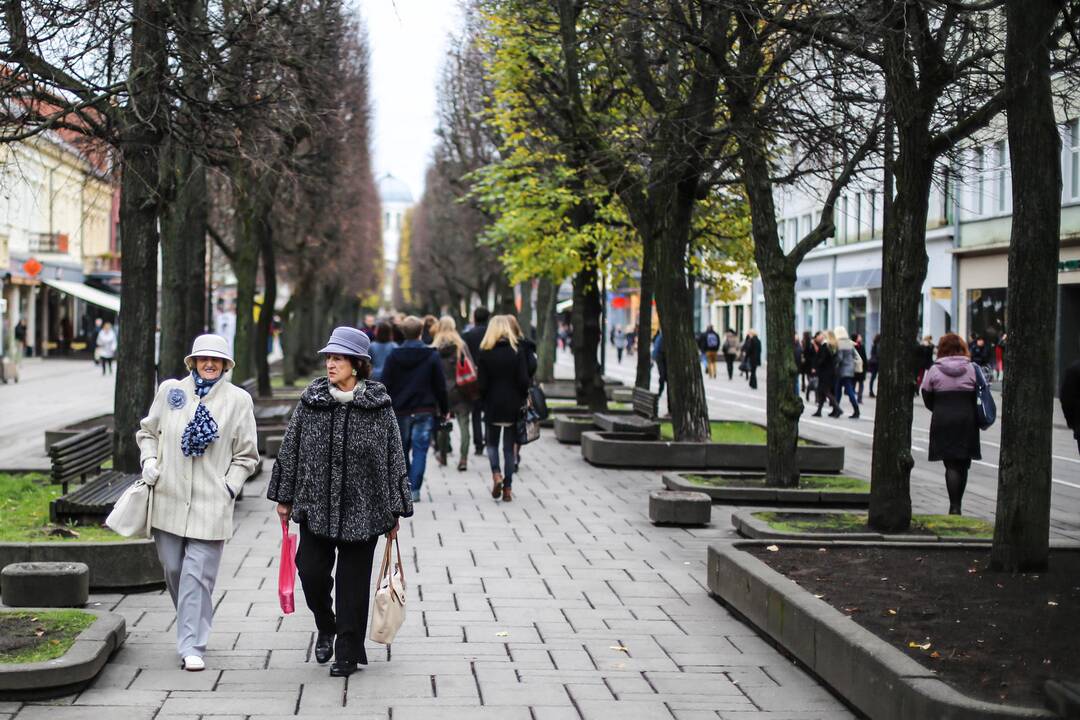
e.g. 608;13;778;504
792;333;803;396
267;326;412;677
421;315;438;344
14;319;28;357
800;331;815;401
868;333;881;398
722;328;739;381
916;335;935;391
743;329;762;389
1061;339;1080;456
89;317;103;366
96;321;117;376
652;330;667;397
853;332;868;403
833;327;860;419
613;325;626;364
431;316;475;472
462;307;491;456
381;316;449;502
368;322;397;382
810;331;838;417
136;334;259;672
920;333;981;515
476;315;530;502
702;325;721;379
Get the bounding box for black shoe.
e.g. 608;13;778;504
474;447;485;457
314;633;334;664
829;408;842;418
850;410;860;419
811;410;822;417
330;660;358;677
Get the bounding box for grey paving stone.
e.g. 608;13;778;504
73;689;168;706
12;709;157;720
576;700;675;720
158;691;298;715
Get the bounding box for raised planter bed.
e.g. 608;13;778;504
663;472;870;506
44;414;114;453
731;509;994;543
0;539;162;591
552;414;596;444
709;541;1075;719
541;378;624;400
0;609;126;700
581;423;844;472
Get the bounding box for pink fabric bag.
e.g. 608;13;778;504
278;519;298;614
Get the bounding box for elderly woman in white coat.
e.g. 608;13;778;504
136;334;259;671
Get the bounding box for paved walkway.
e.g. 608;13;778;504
0;359;116;472
2;424;853;719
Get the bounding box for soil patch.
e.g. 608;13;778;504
748;544;1080;709
753;511;993;537
0;611;95;664
684;474;868;492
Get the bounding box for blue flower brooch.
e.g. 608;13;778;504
168;388;187;410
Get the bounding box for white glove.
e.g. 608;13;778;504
141;458;161;487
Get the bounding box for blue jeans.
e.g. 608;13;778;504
838;377;859;412
397;413;434;493
485;423;516;488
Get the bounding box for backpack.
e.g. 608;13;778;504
455;348;480;401
706;332;720;350
972;363;996;430
853;351;864;375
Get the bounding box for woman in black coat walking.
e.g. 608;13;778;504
476;315;531;502
810;332;838;416
920;333;981;515
267;327;413;677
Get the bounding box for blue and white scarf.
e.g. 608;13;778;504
181;371;221;457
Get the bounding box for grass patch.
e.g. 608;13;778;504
684;474;869;492
660;421;812;445
270;374;319;389
0;610;96;664
0;474;124;543
753;511;994;538
546;399;579;407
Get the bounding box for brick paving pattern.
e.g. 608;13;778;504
3;432;853;719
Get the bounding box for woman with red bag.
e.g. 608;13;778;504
267;327;413;677
431;316;477;472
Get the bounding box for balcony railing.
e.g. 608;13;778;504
29;232;69;254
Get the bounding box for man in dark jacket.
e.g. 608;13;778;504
461;307;490;455
744;329;762;389
1061;357;1080;456
382;316;449;501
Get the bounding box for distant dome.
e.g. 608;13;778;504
378;173;414;204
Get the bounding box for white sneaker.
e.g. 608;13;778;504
181;655;205;672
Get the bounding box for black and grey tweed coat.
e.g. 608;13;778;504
267;377;413;542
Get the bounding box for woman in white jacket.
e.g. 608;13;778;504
136;334;259;671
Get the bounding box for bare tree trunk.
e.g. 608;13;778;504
183;157;208;341
535;276;557;383
869;115;933;533
572;261;606;410
991;0;1061;573
160;146;206;379
113;0;168;473
519;279;533;338
653;182;710;442
635;234;654;390
254;199;276;397
231;168;261;384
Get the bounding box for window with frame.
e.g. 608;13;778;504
854;193;862;241
995;140;1008;213
974;147;985;215
1069;119;1079;199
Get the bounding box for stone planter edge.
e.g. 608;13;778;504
581;432;844;472
0;539;162;591
707;540;1057;720
730;508;994;544
661;473;870;507
0;608;126;699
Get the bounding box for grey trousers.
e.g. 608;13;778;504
153;528;225;659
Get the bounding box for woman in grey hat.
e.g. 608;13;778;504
136;334;260;671
267;326;413;677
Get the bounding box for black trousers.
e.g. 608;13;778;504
295;524;379;664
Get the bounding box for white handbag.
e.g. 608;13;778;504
369;537;406;650
105;480;153;538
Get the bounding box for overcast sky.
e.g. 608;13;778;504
355;0;463;200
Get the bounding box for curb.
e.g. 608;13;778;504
730;508;992;544
0;608;126;700
708;541;1057;720
552;415;595;445
0;539;163;591
663;473;870;507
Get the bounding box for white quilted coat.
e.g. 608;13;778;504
136;376;260;540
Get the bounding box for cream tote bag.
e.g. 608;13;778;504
369;537;406;649
105;481;153;538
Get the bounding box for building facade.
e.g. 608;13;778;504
376;173;414;308
1;134;116;359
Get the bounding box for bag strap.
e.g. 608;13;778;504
377;538;394;584
281;517;289;538
393;537;405;583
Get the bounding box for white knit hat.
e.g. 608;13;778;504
184;334;235;371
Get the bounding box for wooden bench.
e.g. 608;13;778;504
48;427;141;525
593;387;661;437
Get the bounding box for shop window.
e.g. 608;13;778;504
1070;119;1080;199
967;288;1008;345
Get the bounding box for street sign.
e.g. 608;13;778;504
23;258;42;277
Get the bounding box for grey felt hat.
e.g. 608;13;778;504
318;326;371;360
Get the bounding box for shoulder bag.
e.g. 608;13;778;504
972;363;996;430
105;480;153;538
455;347;481;401
369;537;407;651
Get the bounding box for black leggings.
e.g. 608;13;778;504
943;459;971;515
486;423;516;487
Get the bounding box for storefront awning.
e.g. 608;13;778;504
556;299;573;313
41;278;120;313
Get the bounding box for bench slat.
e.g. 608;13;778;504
50;471;140;523
49;426;110;458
